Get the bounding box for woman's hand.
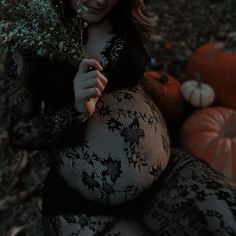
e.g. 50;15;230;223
73;58;108;121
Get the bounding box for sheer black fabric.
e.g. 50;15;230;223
43;149;236;235
7;22;236;236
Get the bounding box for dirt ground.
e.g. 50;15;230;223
0;0;235;235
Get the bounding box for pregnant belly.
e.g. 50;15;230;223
58;86;170;205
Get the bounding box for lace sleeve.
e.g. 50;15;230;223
8;53;85;150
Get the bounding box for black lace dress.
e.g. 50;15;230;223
7;29;236;236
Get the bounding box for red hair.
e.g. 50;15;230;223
52;0;154;50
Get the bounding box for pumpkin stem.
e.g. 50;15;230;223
159;63;169;84
193;73;202;88
224;32;236;52
159;74;168;84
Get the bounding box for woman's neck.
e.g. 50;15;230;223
84;17;114;64
87;17;112;34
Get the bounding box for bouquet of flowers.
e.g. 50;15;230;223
0;0;87;66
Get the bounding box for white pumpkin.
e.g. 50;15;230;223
181;79;215;107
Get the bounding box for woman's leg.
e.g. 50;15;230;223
104;219;153;236
42;169;153;235
43;213;153;236
43;214;118;236
142;148;236;236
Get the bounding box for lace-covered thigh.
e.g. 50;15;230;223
142;149;236;235
57;86;170;205
43;214;152;236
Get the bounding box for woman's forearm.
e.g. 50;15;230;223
7;53;86;150
9;104;86;150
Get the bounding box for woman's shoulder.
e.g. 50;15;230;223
105;30;149;91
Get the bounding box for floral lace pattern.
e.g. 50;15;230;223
8;28;236;236
58;87;170;205
142;149;236;236
43;149;236;235
7;35;170;205
7;56;86;149
100;35;126;76
43;214;152;236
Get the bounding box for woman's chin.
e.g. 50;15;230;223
83;14;104;24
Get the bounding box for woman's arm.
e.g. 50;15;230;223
8;53;86;150
9;104;86;150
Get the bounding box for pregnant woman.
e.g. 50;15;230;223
7;0;236;235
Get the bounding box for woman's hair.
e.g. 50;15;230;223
110;0;155;41
52;0;76;21
52;0;155;46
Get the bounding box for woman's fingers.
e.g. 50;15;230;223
73;58;108;118
74;70;108;94
77;58;103;74
75;88;101;101
79;77;106;92
78;69;107;83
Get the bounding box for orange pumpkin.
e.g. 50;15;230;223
181;107;236;182
141;71;187;125
185;36;236;109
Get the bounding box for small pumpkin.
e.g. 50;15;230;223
141;70;187;125
185;33;236;109
181;74;215;107
181;107;236;182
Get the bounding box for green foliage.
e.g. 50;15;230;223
0;0;87;66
